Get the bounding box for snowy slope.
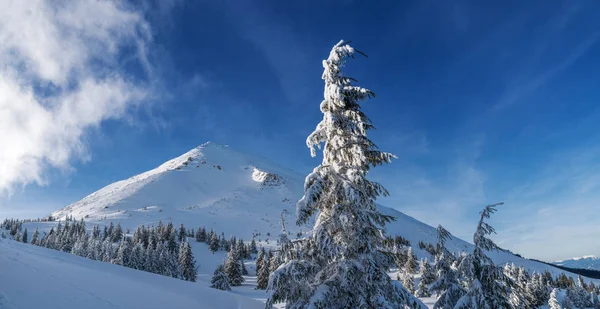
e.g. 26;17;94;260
0;238;264;309
555;255;600;270
50;142;580;279
52;142;305;239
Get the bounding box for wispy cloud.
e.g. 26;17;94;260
493;31;600;111
0;0;153;195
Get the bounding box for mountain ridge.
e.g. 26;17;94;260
50;142;589;280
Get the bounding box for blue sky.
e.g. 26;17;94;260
2;0;600;261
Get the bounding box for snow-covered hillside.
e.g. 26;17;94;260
50;142;578;278
52;142;305;239
555;256;600;270
0;238;264;309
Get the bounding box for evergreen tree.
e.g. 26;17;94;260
103;225;109;241
236;238;247;259
430;225;464;309
114;238;133;267
22;228;28;244
178;224;187;243
525;272;549;308
178;241;197;282
112;223;123;243
131;243;146;270
268;251;282;273
256;247;265;274
568;275;592;308
405;247;418;274
209;232;220;253
167;227;177;253
31;228;39;245
195;227;205;243
267;40;424;309
220;234;230;252
455;203;510;309
402;271;415;295
548;288;561;309
207;229;215;245
256;248;269;290
416;259;435;297
211;264;231;291
71;234;89;257
225;249;244;286
249;237;258;255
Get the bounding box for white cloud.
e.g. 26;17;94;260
0;0;152;195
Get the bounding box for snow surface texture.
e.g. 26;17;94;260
50;142;585;280
0;237;264;309
555;255;600;270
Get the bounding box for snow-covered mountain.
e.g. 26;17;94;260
50;142;579;278
555;256;600;270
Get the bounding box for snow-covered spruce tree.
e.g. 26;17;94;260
402;271;415;295
211;264;231;291
525;272;549;308
548;288;561;309
267;40;425;309
31;228;39;245
225;248;244;286
195;227;205;243
416;259;435;297
114;238;133;267
256;247;265;273
430;225;464;309
178;241;197;282
250;237;258;255
256;249;270;290
508;266;529;308
405;247;418;275
112;223;123;243
455;203;510;309
22;228;28;244
209;232;220;253
178;224;187;243
567;275;592;308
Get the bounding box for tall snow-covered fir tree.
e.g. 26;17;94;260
209;231;220;253
402;271;415;295
256;248;270;290
31;228;39;245
225;248;244;286
178;241;197;282
548;288;561;309
416;259;435;298
429;225;464;309
266;40;425;309
455;203;510;309
405;247;418;275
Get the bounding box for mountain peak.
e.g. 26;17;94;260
197;141;228;149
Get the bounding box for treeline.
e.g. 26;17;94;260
1;219;198;281
1;218;265;286
386;205;600;309
529;258;600;280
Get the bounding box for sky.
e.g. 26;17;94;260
1;0;600;262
